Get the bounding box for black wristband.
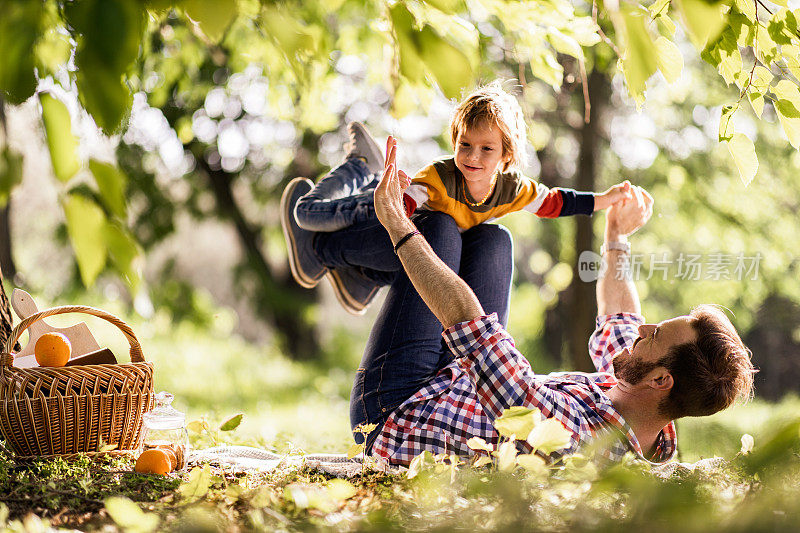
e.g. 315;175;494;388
393;230;421;254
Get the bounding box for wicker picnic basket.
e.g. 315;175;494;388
0;306;154;458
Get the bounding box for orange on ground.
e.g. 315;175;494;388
135;449;172;475
34;332;72;367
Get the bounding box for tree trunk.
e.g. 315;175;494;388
567;69;610;372
0;205;15;281
0;98;15;281
194;146;322;360
0;264;19;352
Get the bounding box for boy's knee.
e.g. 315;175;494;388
414;212;461;254
471;223;513;256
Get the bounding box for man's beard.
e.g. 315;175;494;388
613;350;659;384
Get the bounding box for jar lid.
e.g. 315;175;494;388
143;391;185;430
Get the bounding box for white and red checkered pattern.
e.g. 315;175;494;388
370;312;677;466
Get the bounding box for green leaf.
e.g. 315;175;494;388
103;222;141;290
773;80;800;108
260;6;323;73
178;465;212;503
616;8;659;101
719;104;736;142
526;418;573;454
184;0;238;43
473;456;493;468
516;453;547;474
740;433;755;454
421;0;463;13
676;0;728;49
418;26;473;99
64;194;108;287
0;147;24;207
407;451;435;479
326;479;357;501
390;4;426;85
744;65;771;118
347;443;364;459
104;496;159;533
495;439;518;472
547;28;583;59
734;0;756;22
776;99;800;119
494;407;540;439
654;36;683;83
354;422;378;434
657;13;677;36
40;93;80;183
186;420;207;434
75;63;133;134
35;27;72;78
726;133;758;186
768;9;797;45
755;25;779;65
0;1;43;104
89;160;128;218
219;413;244;431
65;0;145;73
775;107;800;148
466;436;494;453
530;50;564;90
284;484;334;512
649;0;671;18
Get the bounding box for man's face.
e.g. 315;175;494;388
613;316;698;384
454;122;509;188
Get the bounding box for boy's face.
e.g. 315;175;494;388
454;122;510;188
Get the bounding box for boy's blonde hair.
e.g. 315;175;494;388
449;80;527;172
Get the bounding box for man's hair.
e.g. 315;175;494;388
658;305;756;419
449;80;527;172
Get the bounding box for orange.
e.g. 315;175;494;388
135;449;172;475
156;444;178;471
34;332;72;367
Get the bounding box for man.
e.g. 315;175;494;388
353;137;755;466
283;134;755;465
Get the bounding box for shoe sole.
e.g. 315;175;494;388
349;122;384;173
327;270;380;316
280;177;327;288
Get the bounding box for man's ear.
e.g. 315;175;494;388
648;369;673;392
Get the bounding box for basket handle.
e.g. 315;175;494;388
0;305;145;367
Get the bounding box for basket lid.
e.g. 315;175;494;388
143;391;185;430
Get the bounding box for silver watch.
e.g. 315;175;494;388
600;241;631;255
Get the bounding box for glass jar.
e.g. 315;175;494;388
140;391;189;471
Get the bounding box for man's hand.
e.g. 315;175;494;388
605;185;654;241
373;136;484;328
594;180;633;211
374;136;414;244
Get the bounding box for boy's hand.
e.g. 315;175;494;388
594;180;633;211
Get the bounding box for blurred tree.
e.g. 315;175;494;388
2;0;800;365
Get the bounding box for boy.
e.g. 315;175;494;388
281;81;631;313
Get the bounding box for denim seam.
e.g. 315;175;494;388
376;280;409;413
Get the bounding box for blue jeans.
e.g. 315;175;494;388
315;212;514;451
295;158;379;232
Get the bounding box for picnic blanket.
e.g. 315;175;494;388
188;445;401;478
189;445;725;480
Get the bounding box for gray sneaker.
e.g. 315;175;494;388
345;122;383;175
281;178;328;288
327;267;381;315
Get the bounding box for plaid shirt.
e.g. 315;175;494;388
371;312;677;466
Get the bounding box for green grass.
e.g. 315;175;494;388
4;293;800;531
